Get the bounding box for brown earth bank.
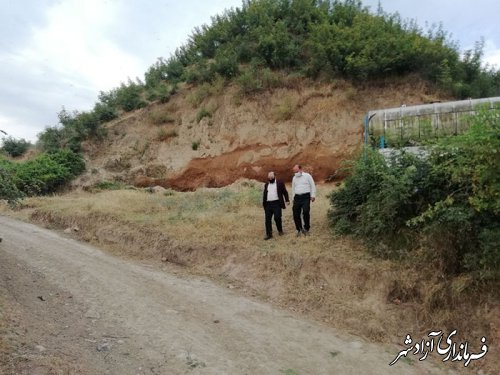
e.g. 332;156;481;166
1;183;498;374
75;75;446;191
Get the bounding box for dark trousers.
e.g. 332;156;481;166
264;200;283;236
293;194;311;231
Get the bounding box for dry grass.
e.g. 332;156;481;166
1;183;403;340
187;77;225;108
10;182;366;264
272;94;299;122
156;127;178;141
148;108;176;125
2;182;499;371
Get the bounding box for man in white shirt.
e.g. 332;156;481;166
291;164;316;236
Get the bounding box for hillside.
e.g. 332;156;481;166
75;76;444;190
29;0;496;192
1;2;499;372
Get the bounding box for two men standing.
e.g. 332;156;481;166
262;165;316;240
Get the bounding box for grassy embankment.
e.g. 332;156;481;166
2;181;497;359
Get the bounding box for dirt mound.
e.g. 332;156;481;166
75;76;444;191
134;144;348;190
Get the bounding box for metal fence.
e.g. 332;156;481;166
364;97;500;148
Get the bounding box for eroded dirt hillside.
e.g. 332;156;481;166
76;76;444;190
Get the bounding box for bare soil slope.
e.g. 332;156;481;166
75;76;443;190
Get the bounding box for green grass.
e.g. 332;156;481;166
196;107;212;123
92;181;129;191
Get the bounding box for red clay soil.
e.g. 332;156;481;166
135;144;354;190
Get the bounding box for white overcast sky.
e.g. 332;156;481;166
1;0;499;143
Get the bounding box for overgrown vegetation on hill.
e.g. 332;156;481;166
37;0;500;152
328;108;500;283
146;0;499;96
1;137;32;158
0;150;85;205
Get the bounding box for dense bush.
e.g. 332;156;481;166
146;82;177;103
36;0;499;155
0;150;85;198
37;79;146;153
38;104;112;153
329;108;500;282
37;126;65;152
0;161;23;205
1;137;31;157
145;0;499;97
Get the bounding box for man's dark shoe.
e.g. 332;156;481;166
302;229;309;236
264;235;273;240
278;231;284;236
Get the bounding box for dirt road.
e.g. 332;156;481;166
0;216;448;374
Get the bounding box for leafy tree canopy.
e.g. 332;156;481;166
145;0;499;98
39;0;500;152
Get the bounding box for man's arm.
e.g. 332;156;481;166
308;174;316;201
281;182;290;203
262;183;267;207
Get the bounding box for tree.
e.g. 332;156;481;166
0;160;23;206
1;137;31;157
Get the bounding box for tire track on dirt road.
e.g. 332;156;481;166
0;216;449;374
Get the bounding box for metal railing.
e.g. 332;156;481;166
364;97;500;148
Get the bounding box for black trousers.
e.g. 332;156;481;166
293;193;311;231
264;200;283;236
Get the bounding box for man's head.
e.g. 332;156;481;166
268;171;276;182
292;164;302;174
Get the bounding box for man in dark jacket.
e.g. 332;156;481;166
262;171;290;240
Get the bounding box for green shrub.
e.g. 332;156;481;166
329;108;500;281
329;148;433;254
142;0;498;97
146;82;177;103
47;149;86;176
191;141;200;150
37;126;65;152
183;61;214;85
145;57;184;87
93;102;117;123
0;160;23;206
7;150;85;196
236;69;263;96
114;80;147;112
1;137;31;157
196;107;212;123
38;107;109;153
212;48;239;78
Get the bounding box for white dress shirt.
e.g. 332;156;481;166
267;181;279;201
292;172;316;198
